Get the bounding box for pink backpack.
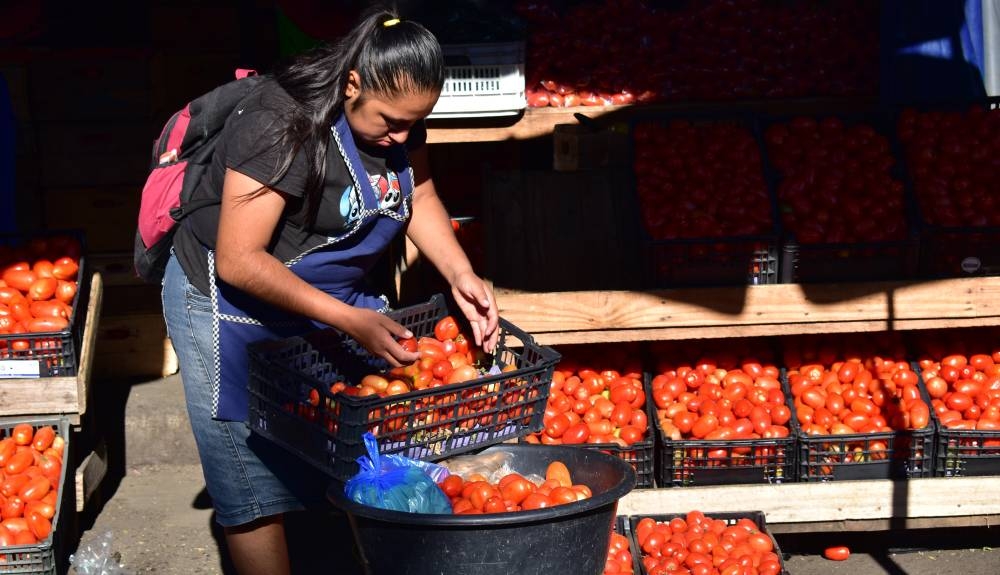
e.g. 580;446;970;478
134;69;259;282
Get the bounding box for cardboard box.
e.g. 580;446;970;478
44;188;140;252
35;121;154;188
27;49;152;121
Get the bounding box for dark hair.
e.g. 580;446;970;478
260;7;444;227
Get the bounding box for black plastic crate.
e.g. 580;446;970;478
0;231;88;378
934;426;1000;477
783;368;935;481
614;516;641;575
0;416;72;575
628;114;780;288
247;294;560;483
647;371;795;487
892;99;1000;278
917;360;1000;477
759;111;920;283
627;511;789;575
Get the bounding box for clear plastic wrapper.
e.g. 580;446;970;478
68;530;132;575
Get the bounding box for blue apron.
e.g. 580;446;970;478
209;114;413;421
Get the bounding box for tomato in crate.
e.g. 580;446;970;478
911;328;1000;476
762;112;919;283
0;416;72;575
0;232;88;378
521;343;655;487
896;101;1000;277
247;294;560;483
782;333;934;481
649;339;795;487
630;116;779;288
628;511;788;575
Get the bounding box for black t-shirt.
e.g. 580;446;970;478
173;78;426;295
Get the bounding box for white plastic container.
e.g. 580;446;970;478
429;41;526;118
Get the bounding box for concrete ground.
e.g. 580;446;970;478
67;375;1000;574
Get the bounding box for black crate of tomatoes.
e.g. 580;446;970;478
648;341;795;487
521;344;655;487
912;332;1000;476
247;294;560;483
610;516;640;575
630;116;779;288
0;416;71;575
895;101;1000;277
782;335;935;481
628;510;788;575
0;233;87;377
761;113;919;283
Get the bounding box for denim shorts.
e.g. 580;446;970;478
161;253;330;527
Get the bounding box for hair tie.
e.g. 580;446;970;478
383;18;401;27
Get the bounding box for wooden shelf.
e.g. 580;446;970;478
425;98;878;144
493;276;1000;345
619;477;1000;532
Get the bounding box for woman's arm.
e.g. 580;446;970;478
215;168;418;366
404;146;499;352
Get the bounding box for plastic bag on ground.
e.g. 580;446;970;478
69;530;133;574
344;433;452;514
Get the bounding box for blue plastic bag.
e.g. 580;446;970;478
344;433;453;514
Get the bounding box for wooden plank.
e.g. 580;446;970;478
425;98;877;144
768;515;1000;534
618;477;1000;525
94;312;174;380
75;438;108;513
427;106;623;143
75;272;102;418
494;277;1000;342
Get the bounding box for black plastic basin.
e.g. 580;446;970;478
328;443;637;575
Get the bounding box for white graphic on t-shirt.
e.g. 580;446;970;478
339;184;361;223
370;171;402;210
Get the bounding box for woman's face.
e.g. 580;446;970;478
344;71;439;148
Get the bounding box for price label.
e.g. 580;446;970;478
0;360;42;379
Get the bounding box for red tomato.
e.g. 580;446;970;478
27;277;57;301
30;427;55;453
562;422;590;445
51;257;78;281
12;424;33;446
823;545;851;561
433;316;460;342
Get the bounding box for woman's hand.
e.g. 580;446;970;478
450;270;499;353
340;307;420;367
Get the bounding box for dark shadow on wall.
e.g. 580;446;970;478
880;0;987;105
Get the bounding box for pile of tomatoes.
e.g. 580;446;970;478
897;106;1000;228
0;236;81;356
917;352;1000;433
344;316;484;399
524;364;648;447
633;121;772;243
437;461;591;515
293;315;540;443
764;116;908;244
604;530;635;574
516;0;878;107
633;511;783;575
650;349;791;482
788;359;930;436
0;423;64;547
